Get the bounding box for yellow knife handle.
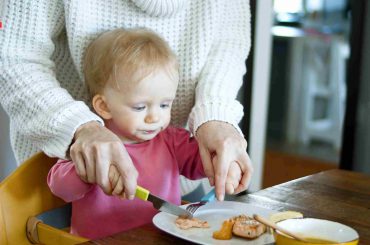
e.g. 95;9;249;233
135;186;149;201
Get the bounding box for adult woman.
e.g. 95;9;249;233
0;0;253;200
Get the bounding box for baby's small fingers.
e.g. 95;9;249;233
112;178;124;196
225;182;235;195
225;162;242;195
108;165;120;190
119;192;127;200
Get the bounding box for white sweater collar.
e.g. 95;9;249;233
131;0;186;17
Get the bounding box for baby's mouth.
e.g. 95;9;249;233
141;126;164;135
142;129;157;134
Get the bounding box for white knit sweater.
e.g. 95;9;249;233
0;0;251;164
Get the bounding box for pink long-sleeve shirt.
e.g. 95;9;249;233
47;127;205;239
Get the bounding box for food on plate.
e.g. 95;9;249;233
232;217;266;239
231;214;250;222
269;211;303;224
212;219;234;240
213;215;266;240
175;214;268;240
175;217;210;230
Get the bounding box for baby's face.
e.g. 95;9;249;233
102;69;178;143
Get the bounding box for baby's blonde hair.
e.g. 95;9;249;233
83;28;179;99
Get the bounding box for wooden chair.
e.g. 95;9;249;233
0;152;88;245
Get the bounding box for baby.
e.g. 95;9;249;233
47;28;242;239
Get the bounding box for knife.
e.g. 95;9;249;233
135;185;193;218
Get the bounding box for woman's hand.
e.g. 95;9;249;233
196;121;253;201
69;121;138;199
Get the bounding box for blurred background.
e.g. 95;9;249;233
242;0;370;191
263;0;350;187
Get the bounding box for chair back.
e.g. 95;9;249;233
0;152;79;245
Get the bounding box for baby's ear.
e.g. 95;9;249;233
92;94;112;120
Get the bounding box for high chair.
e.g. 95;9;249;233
0;152;88;245
299;35;349;150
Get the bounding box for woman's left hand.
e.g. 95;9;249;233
196;121;253;201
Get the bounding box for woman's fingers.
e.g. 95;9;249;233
95;155;113;194
71;151;88;182
70;121;138;197
199;145;215;186
82;147;96;183
213;153;231;201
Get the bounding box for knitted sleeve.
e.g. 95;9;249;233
0;0;103;159
188;0;251;135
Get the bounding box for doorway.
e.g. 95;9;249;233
263;0;351;187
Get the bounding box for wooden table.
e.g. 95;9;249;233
81;169;370;244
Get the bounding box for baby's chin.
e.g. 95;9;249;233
138;130;162;140
119;126;169;143
123;131;162;143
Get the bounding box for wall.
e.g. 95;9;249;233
248;0;273;192
0;105;17;181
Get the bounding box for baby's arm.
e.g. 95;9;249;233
47;159;93;202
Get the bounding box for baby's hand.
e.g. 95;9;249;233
108;165;127;199
225;161;242;195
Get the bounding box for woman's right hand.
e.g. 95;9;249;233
69;121;138;199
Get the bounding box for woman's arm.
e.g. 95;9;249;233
188;1;253;200
188;0;251;135
0;0;103;160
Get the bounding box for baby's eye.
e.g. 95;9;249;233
160;103;170;109
132;105;146;111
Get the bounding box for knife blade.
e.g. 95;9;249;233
135;185;193;218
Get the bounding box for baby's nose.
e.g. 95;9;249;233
145;112;160;123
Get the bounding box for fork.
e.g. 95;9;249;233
186;188;216;215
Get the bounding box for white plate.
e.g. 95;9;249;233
153;201;276;245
